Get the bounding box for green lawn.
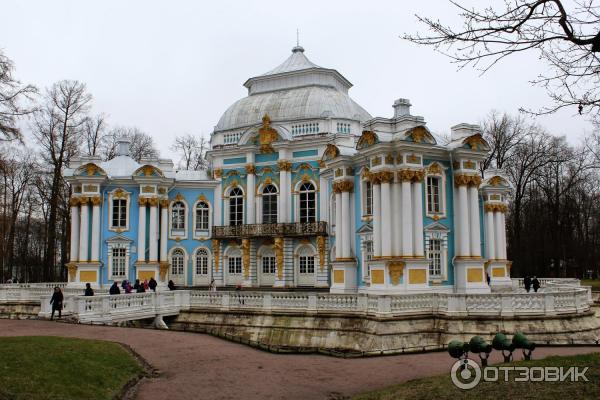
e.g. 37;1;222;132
581;279;600;291
354;353;600;400
0;336;145;400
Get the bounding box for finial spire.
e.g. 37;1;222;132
292;29;304;53
296;28;300;46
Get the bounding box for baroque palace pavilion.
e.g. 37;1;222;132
64;45;512;294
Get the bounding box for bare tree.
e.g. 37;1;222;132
82;113;107;156
0;50;37;142
103;126;158;162
171;133;208;170
32;80;91;280
404;1;600;120
481;111;527;171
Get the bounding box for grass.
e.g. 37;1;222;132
581;279;600;291
0;336;145;400
353;352;600;400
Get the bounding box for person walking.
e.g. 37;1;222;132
168;280;175;291
109;281;121;295
524;276;532;293
532;276;540;293
148;277;157;292
50;287;63;320
84;283;94;296
209;278;217;292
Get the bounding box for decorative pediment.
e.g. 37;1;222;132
106;234;133;244
356;223;373;234
426;162;444;175
76;163;106;177
462;134;490;151
486;175;509;187
323;144;340;161
134;165;164;177
424;221;450;233
356;130;378;149
405;126;436;145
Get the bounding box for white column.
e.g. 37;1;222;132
495;211;507;260
138;200;146;263
214;182;222;226
392;180;402;257
69;201;80;262
149;201;158;262
335;191;343;260
380;180;392;257
412;180;424;257
90;198;101;261
468;186;481;257
372;182;382;257
246;169;255;224
160;201;168;262
285;170;292;222
401;180;413;256
456;184;470;257
485;209;496;260
255;195;263;224
320;175;328;224
78;200;89;262
499;211;507;260
279;167;287;223
341;190;351;258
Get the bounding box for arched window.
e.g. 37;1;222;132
299;182;316;223
260;248;276;274
229;188;244;226
228;248;242;274
262;185;278;224
195;248;209;275
195;201;209;231
171;201;186;230
171;249;185;275
298;245;315;274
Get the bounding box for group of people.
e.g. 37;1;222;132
107;278;177;294
523;276;541;292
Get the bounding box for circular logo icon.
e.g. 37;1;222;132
450;358;481;390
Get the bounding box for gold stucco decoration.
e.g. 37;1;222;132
258;114;279;154
212;240;220;272
159;262;169;281
245;164;256;175
332;180;354;193
427;163;443;175
357;130;377;149
388;261;405;285
213;169;223;179
241;239;250;278
317;236;326;272
324;144;340;160
67;263;77;281
277;160;292;172
274;237;284;280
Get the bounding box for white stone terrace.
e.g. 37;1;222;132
0;278;594;324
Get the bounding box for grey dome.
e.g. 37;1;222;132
215;85;371;132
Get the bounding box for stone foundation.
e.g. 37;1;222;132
0;302;41;320
168;306;600;354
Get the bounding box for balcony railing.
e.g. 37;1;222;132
212;221;328;239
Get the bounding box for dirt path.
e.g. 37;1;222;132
1;319;598;400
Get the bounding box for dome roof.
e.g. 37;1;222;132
214;46;371;133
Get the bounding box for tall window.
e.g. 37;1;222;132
428;239;442;277
365;181;373;215
262;256;276;274
364;240;373;262
172;201;186;230
427;176;441;214
299;182;316;223
171;249;184;275
262;185;278;224
112;248;126;277
228;255;242;274
112;199;127;228
195;202;209;231
229;188;244;226
299;253;315;274
195;248;209;275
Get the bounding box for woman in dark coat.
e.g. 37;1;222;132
109;282;121;295
133;279;141;292
84;283;94;296
50;287;63;320
168;280;175;291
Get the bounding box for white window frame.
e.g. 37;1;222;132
108;188;131;232
295;180;317;223
261;184;279;224
361;177;373;218
107;239;131;280
361;234;373;279
169;199;188;240
425;162;447;219
194;247;211;276
169;247;188;278
424;228;449;282
192;199;212;239
225;186;244;226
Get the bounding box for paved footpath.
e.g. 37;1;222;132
1;320;599;400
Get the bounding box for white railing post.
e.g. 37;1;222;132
101;296;110;320
545;292;556;315
308;294;317;311
263;293;272;310
222;293;230;310
377;296;391;314
500;294;514;317
357;294;368;313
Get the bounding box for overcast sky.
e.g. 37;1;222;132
2;0;593;160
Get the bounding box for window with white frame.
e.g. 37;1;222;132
229;188;244;226
299;253;315;274
262;185;278;224
171;201;186;230
363;180;373;216
111;199;127;228
228;254;242;274
112;248;127;277
171;249;185;275
195;248;209;275
428;238;442;277
262;256;276;274
195;201;209;231
299;182;316;223
426;176;442;214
